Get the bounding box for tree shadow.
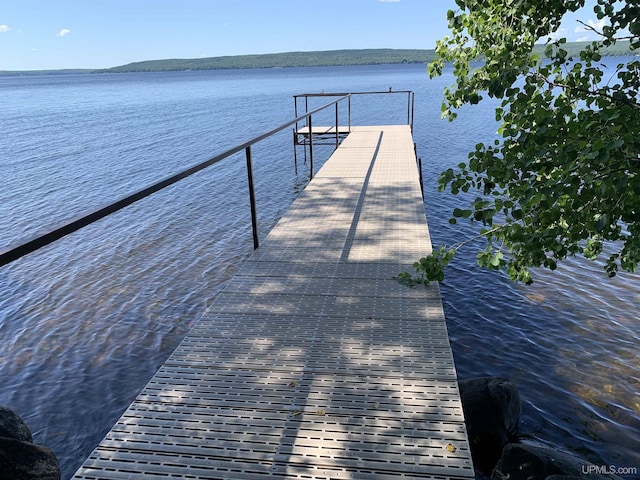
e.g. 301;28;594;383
73;129;475;479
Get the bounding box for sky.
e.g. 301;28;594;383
0;0;607;71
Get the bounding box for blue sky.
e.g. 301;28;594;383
0;0;605;71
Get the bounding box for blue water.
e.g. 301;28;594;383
0;64;638;478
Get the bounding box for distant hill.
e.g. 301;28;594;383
532;40;634;58
0;42;634;76
96;42;629;73
96;42;633;73
94;49;435;73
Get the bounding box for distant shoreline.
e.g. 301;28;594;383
1;43;634;76
0;49;433;76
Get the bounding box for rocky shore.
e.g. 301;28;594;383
0;405;61;480
459;377;628;480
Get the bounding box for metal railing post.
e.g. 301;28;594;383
293;96;299;173
308;115;314;180
418;157;424;199
245;146;259;249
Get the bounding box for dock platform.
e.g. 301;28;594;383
294;125;352;148
295;126;352;135
73;125;474;479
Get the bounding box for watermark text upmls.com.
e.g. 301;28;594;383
582;464;638;476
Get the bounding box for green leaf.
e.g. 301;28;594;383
453;208;472;218
489;251;504;267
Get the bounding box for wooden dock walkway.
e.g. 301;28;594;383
73;125;474;479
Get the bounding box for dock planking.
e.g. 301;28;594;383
73;125;474;479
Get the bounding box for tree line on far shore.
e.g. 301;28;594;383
1;42;634;75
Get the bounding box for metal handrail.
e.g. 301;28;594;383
294;90;415;132
0;94;351;267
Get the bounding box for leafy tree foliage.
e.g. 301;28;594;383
411;0;640;285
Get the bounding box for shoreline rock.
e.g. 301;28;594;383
494;443;624;480
0;406;33;444
458;377;521;475
0;405;61;480
458;377;625;480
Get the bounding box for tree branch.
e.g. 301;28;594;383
575;20;640;42
451;223;513;251
532;72;640;110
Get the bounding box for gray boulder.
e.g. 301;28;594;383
0;405;61;480
0;438;60;480
492;444;623;480
0;406;32;443
459;377;521;475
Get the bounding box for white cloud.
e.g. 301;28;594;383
588;18;607;32
0;24;10;33
57;28;71;37
545;27;569;42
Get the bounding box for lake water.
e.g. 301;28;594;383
0;63;638;479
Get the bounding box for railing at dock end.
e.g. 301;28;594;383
292;89;415;174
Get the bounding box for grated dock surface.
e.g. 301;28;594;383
73;125;474;479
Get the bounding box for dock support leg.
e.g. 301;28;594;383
293;129;298;175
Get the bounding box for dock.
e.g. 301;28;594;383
73;124;474;479
294;125;352;146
